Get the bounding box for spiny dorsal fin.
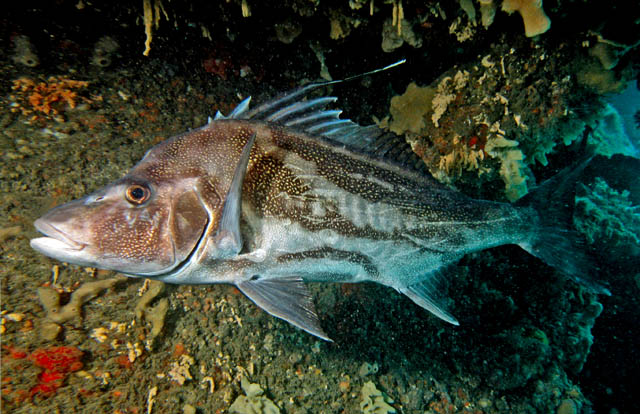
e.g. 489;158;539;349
212;60;431;175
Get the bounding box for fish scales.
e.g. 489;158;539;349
31;63;609;340
245;122;522;250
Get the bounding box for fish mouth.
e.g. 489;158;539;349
31;219;86;252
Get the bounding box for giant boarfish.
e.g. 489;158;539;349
31;62;608;340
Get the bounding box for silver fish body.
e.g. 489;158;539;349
31;69;607;340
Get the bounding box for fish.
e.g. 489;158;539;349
30;61;609;340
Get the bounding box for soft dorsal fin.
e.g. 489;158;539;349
211;132;257;259
210;60;430;174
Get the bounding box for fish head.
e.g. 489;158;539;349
30;162;212;277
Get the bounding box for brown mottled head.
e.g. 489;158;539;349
30;122;254;277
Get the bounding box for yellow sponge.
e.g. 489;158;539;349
502;0;551;37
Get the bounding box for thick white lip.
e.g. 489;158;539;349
30;236;84;253
32;219;85;251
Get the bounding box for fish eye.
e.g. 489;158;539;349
125;184;151;205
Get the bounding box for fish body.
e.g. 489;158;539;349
31;69;607;339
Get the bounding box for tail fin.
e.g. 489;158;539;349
516;158;611;295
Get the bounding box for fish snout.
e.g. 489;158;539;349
30;198;99;266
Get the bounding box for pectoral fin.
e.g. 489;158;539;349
212;132;256;258
237;276;331;341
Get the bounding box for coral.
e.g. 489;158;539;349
589;42;619;71
168;354;195;385
329;11;351;40
91;36;119;67
437;135;487;177
274;20;302;44
142;0;168;56
557;399;578;414
501;0;551;37
381;17;422;52
37;278;122;340
574;177;640;248
449;16;476;42
229;377;280;414
478;0;497;28
135;280;165;319
485;135;529;201
0;225;22;243
576;60;625;94
386;41;596;200
432;72;468;128
135;280;169;345
38;278;120;324
588;103;639;158
360;381;396;414
11;35;38;67
358;362;379;377
459;0;476;23
10;76;91;121
563;296;604;374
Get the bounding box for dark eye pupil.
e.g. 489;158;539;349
130;187;144;200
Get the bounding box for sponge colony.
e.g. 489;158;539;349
501;0;551;37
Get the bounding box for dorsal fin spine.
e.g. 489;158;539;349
210;60;436;176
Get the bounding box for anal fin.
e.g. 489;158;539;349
400;268;459;326
237;276;332;341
